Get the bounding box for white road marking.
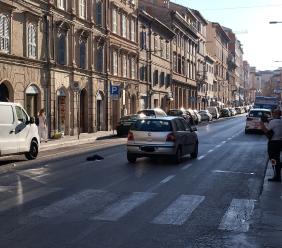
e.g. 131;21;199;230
0;186;16;192
152;195;205;225
207;149;214;153
160;175;175;184
219;199;255;232
215;144;221;148
181;163;193;170
94;192;156;221
212;170;255;175
197;155;205;160
0;187;60;212
227;138;232;140
32;189;109;218
221;141;226;144
17;168;50;184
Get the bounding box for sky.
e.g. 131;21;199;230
172;0;282;71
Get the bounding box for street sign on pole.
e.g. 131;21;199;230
110;84;120;100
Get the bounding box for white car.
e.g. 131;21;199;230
245;108;271;134
198;110;213;122
0;102;40;159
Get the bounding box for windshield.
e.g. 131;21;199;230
249;111;271;118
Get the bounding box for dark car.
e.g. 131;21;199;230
167;109;194;125
116;114;140;136
220;108;231;117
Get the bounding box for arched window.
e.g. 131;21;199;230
27;23;36;58
57;32;66;65
79;39;86;69
0;14;9;53
96;1;102;25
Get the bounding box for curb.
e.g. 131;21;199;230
40;134;116;152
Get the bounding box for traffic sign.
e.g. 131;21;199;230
110;84;120;99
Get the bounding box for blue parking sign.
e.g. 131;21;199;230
110;84;120;98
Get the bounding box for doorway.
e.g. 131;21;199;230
80;88;88;133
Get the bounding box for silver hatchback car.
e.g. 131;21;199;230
127;116;198;163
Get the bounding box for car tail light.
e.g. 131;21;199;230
127;131;134;141
246;117;253;121
166;133;176;142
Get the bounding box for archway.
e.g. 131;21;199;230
80;88;88;133
25;84;40;117
96;91;105;131
0;81;13;102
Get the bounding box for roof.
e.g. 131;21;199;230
0;102;22;107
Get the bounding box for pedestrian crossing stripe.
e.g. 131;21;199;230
1;186;256;232
218;199;255;232
93;192;157;221
152;195;205;225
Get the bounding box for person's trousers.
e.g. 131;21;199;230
268;140;282;178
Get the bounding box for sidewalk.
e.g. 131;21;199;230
40;131;116;152
250;164;282;247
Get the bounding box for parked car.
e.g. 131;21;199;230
116;114;140;136
245;108;272;134
137;108;167;118
167;109;194;125
235;107;242;114
193;110;202;124
229;108;236;116
198;110;212;122
207;107;220;119
220;108;231;117
186;109;199;125
0;102;40;160
127;117;198;163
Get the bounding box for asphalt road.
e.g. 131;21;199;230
0;116;269;248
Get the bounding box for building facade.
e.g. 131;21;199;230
0;0;108;136
206;22;230;107
138;10;175;112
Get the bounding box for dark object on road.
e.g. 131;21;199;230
86;154;104;161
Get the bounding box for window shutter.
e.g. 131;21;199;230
96;2;102;25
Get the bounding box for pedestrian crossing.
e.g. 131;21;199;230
1;187;256;232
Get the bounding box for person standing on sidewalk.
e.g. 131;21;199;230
38;108;48;143
261;109;282;182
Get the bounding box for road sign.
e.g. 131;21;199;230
110;84;120;99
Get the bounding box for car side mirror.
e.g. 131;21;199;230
26;117;35;125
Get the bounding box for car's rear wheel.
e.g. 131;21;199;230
25;140;38;160
127;152;137;163
173;147;182;164
191;143;198;159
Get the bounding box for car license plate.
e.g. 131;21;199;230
140;146;155;152
123;122;131;126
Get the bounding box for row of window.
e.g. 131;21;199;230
0;14;37;58
112;50;136;79
139;65;171;88
173;53;197;79
112;8;136;42
57;0;103;25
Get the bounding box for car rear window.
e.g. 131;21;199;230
132;119;172;132
249;111;271;118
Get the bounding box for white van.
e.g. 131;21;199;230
207;107;220;119
0;102;40;160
